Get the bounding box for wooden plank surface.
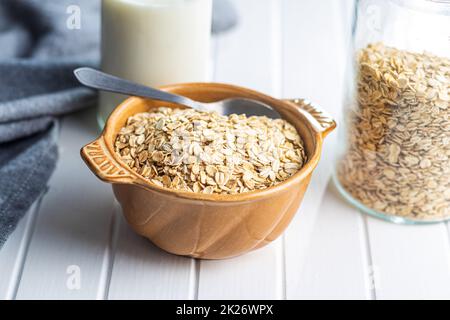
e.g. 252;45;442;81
107;209;195;300
0;0;448;300
197;0;284;300
281;0;368;299
288;184;371;299
15;110;116;299
367;217;450;299
0;200;41;299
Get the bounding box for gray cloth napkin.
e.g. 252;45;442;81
0;0;237;247
0;0;99;247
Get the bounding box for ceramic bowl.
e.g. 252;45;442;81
81;83;336;259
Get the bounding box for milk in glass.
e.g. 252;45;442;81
99;0;212;127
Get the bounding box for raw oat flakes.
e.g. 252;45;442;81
115;107;307;194
337;42;450;220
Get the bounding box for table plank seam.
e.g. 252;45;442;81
273;0;286;299
362;214;377;300
280;234;287;299
271;0;283;98
190;259;200;300
210;37;220;82
8;194;44;300
97;204;120;300
446;222;450;259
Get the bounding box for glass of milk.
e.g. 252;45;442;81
98;0;213;128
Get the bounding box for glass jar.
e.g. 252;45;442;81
98;0;213;128
334;0;450;224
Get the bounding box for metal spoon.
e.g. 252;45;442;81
73;67;281;119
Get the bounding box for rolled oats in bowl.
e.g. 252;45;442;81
336;43;450;222
115;107;307;194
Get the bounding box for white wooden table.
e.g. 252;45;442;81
1;0;450;300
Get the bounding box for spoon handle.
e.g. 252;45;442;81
73;67;198;109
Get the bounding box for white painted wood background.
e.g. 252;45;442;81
1;0;450;300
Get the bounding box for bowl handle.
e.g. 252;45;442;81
81;137;134;184
283;99;336;138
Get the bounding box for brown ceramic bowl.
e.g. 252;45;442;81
81;83;335;259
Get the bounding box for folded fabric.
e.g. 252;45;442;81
0;0;99;248
0;123;58;245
